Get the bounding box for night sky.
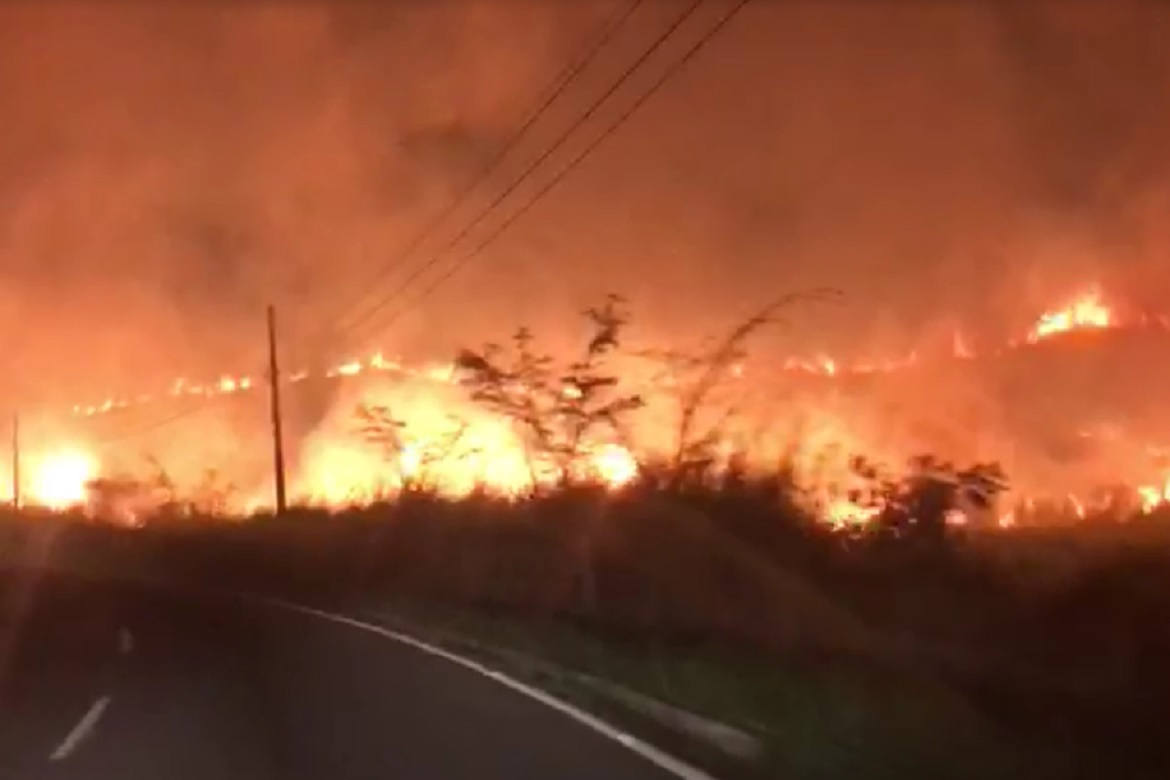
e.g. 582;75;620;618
1;1;1167;403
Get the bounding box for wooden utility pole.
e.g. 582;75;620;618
10;412;18;510
266;305;288;514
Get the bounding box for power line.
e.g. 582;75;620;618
325;0;711;353
90;391;245;447
306;0;646;350
66;0;747;446
85;361;270;446
345;0;751;353
70;3;647;446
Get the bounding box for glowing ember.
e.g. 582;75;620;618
944;508;968;526
330;361;363;377
823;498;879;528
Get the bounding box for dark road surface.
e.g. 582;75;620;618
0;571;698;780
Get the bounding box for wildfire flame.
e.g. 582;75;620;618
1138;475;1170;514
28;449;98;510
60;286;1136;416
823;498;880;527
18;284;1170;527
1026;288;1114;343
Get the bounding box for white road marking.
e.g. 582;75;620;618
49;695;111;761
241;594;718;780
118;627;134;655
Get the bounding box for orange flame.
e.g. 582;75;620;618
27;283;1170;528
1026;288;1114;343
1138;475;1170;514
28;448;98;510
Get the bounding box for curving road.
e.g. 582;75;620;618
0;571;697;780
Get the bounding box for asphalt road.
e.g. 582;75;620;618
0;570;692;780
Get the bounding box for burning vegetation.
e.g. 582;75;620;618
4;285;1170;531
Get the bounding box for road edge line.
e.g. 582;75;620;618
49;695;111;761
239;593;720;780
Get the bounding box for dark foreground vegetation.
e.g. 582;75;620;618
3;480;1169;780
6;297;1170;779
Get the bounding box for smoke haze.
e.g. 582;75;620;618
0;0;1167;406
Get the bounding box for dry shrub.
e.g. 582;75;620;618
587;494;894;658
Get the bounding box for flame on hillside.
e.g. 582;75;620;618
1138;476;1170;514
62;286;1142;415
286;377;639;506
27;448;99;510
1026;288;1114;343
15;285;1170;526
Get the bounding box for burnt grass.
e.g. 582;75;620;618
3;483;1169;780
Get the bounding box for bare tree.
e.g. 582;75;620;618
454;295;645;613
354;403;473;493
639;290;840;484
190;468;238;516
455;294;643;490
849;454;1010;541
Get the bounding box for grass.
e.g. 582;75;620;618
1;484;1168;780
346;593;1020;780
